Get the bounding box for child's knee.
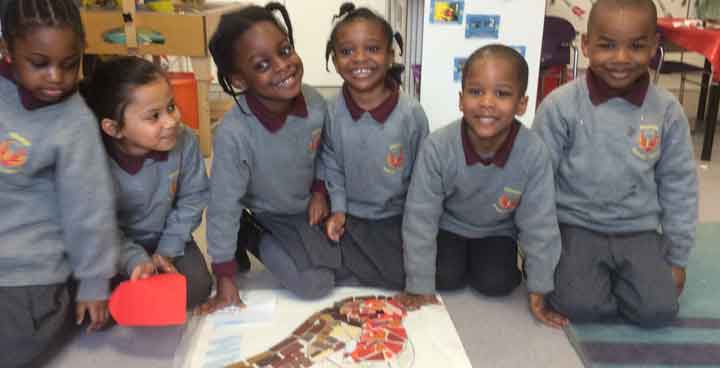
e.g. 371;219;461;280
549;290;616;322
436;270;466;291
467;263;521;297
622;299;678;328
470;276;520;297
291;269;335;300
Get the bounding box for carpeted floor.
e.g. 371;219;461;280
566;223;720;368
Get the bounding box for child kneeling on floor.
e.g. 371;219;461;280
534;0;698;327
401;45;567;328
81;56;213;309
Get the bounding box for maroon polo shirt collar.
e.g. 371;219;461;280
245;92;309;133
342;79;400;123
586;69;649;107
0;60;74;110
461;119;520;168
108;144;169;175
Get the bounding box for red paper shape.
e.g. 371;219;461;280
109;273;187;326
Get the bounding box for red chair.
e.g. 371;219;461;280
538;16;579;102
650;36;710;108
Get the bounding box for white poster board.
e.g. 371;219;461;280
178;288;471;368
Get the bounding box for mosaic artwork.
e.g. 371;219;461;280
224;295;438;368
180;287;472;368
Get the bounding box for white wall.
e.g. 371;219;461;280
420;0;546;130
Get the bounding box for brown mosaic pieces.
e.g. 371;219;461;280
222;294;440;367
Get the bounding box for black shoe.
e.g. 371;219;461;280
235;209;267;273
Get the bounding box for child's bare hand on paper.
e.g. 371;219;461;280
194;276;244;315
394;292;440;310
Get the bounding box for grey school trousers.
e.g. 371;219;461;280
549;224;679;328
173;241;213;309
338;215;405;290
0;283;74;367
258;234;336;300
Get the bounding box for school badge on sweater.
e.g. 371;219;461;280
309;128;322;154
384;144;404;174
0;132;30;174
494;187;521;213
632;125;661;160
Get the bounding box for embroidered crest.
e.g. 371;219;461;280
0;132;31;174
384;144;404;174
168;171;179;201
494;187;522;213
308;128;322;154
632;125;660;160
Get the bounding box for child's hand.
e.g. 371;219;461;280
193;276;245;315
671;266;686;295
308;192;329;225
394;292;440;310
130;261;156;281
152;254;178;274
528;292;568;329
326;212;346;241
76;300;109;333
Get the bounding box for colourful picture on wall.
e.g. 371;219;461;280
465;14;500;38
429;0;464;24
453;57;467;82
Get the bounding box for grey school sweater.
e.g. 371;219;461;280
403;120;561;295
0;77;118;301
113;126;209;275
322;91;429;219
207;85;327;265
533;77;698;267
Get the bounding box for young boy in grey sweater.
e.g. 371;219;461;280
402;45;567;328
534;0;698;327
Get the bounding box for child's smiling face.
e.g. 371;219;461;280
332;19;393;95
582;4;658;93
459;55;527;152
111;77;180;156
230;21;304;113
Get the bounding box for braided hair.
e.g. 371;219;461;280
208;2;294;113
325;2;405;84
1;0;85;50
